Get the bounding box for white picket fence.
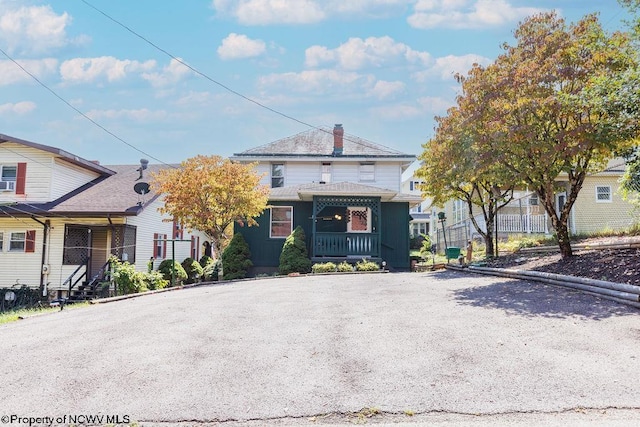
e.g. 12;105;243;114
473;213;549;234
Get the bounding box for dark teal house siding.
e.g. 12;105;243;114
380;202;411;270
236;200;411;274
234;201;313;273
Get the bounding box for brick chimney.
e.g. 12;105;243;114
332;124;344;156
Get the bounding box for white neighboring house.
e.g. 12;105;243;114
0;133;208;299
401;164;432;239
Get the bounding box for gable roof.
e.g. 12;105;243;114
232;126;414;159
0;164;172;217
269;182;423;204
0;133;116;176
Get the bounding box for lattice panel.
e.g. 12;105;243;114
314;196;380;215
63;227;89;265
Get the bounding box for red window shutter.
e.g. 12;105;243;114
162;234;167;259
196;236;200;259
190;236;195;256
153;233;158;258
172;219;178;239
25;230;36;253
16;163;26;195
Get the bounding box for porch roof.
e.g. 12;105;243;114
269;182;423;204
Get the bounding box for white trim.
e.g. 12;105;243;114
270;206;293;239
270;163;285;188
595;185;612;203
9;231;25;252
359;162;375;182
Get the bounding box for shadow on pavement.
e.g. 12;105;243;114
453;278;638;320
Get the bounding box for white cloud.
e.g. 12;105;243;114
305;36;430;71
142;58;193;87
212;0;325;25
412;53;491;81
408;0;546;29
0;5;86;55
60;57;156;84
84;108;169;123
212;0;415;24
176;91;213;107
370;95;452;120
218;33;267;60
0;58;58;86
370;80;405;99
259;69;369;93
0;101;36;115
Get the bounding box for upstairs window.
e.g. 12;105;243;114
271;163;284;188
321;162;331;183
0;232;3;251
9;232;25;252
596;185;612;203
359;163;375;182
409;180;423;192
452;199;467;224
0;165;17;192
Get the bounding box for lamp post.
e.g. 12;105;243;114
437;212;448;251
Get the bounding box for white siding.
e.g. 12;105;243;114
0;143;53;203
253;160;403;191
0;219;43;289
126;198;210;272
50;158;101;199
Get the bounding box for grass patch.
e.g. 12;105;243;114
0;302;89;325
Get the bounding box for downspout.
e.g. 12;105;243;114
31;216;50;298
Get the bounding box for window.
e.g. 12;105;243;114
154;233;167;259
0;232;3;251
347;207;371;233
409;180;423;192
9;232;25;252
271;163;284;188
452;199;467;224
411;205;422;213
410;222;429;237
596;186;612;203
321;162;331;183
270;206;293;238
0;165;16;191
529;193;539;206
359;163;375;182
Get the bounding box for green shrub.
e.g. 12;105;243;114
279;226;312;275
145;271;169;290
337;261;354;272
111;260;148;294
199;255;214;268
311;262;337;273
158;259;188;286
181;257;204;284
222;233;253;280
202;258;222;281
355;258;380;271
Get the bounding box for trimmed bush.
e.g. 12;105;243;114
311;262;337;273
279;226;312;275
199;255;214;268
182;257;204;284
158;259;188;286
145;271;169;290
111;261;148;294
202;258;222;281
355;258;380;271
222;233;252;280
337;261;354;272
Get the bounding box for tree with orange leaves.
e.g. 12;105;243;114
151;155;269;257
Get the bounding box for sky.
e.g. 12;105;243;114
0;0;633;166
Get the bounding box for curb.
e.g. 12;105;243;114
445;264;640;309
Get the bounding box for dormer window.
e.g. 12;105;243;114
271;163;284;188
0;165;17;192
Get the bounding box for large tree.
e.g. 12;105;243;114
417;102;516;257
467;12;640;258
151;155;269;256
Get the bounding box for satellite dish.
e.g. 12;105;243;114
134;182;150;195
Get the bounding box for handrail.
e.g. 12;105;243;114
63;257;90;296
85;260;111;294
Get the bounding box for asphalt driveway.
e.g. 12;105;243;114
1;271;639;426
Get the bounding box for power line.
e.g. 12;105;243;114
0;47;174;167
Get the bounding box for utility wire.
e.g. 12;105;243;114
0;47;174;167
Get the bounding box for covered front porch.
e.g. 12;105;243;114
311;196;381;262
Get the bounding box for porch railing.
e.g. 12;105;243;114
314;232;380;258
63;260;89;296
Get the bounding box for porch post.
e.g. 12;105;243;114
312;196;317;258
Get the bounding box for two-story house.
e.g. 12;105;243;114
0;133;208;299
230;124;420;273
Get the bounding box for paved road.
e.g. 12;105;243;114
1;271;639;426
